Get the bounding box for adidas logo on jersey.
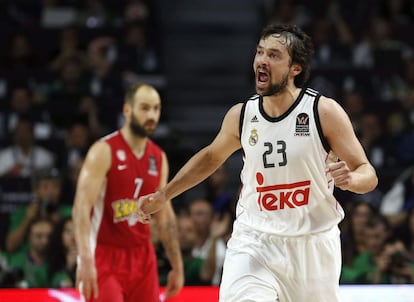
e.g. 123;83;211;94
251;115;259;123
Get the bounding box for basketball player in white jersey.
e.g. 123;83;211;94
138;23;378;301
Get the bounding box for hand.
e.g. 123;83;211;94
210;213;232;239
326;161;353;191
374;253;391;273
392;263;414;281
137;191;167;215
164;268;184;298
76;256;98;300
134;210;152;225
25;202;39;220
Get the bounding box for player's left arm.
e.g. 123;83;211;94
153;151;184;297
318;96;378;193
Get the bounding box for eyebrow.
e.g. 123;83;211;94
257;45;283;54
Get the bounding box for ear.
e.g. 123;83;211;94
123;102;131;117
291;64;302;76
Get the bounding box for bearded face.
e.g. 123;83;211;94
256;67;289;96
129;110;157;138
124;85;161;138
253;35;294;97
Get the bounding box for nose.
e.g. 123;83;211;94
148;108;159;120
255;56;268;71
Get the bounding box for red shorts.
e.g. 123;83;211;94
86;241;159;302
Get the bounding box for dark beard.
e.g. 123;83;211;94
257;72;289;97
129;114;151;138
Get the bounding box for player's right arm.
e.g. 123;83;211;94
139;103;243;215
72;140;111;299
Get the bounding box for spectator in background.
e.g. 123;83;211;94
0;247;22;287
5;167;71;253
1;32;40;72
116;23;160;77
341;213;391;284
379;0;414;25
47;217;77;288
85;36;123;112
57;120;91;172
176;212;209;285
341;200;377;279
341;91;367;134
358;111;386;170
395;206;414;261
1;86;52;141
265;0;311;29
3;86;35;136
189;199;227;285
201;209;233;283
380;166;414;228
353;16;412;102
45;56;89;126
384;106;414;169
204;164;234;215
310;1;354;69
386;239;414;284
6;217;53;288
48;26;87;73
61;154;85;206
354;111;386;205
0;115;55;177
123;0;151;25
77;95;107;138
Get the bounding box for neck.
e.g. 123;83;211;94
263;85;301;117
120;127;147;156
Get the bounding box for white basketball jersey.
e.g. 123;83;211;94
237;88;344;236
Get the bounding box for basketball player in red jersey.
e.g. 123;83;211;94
72;84;183;302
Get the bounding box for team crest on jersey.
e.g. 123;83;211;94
148;156;158;176
294;113;310;136
116;149;126;161
249;129;258;146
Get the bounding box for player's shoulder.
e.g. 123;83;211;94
88;139;111;157
316;94;344;116
82;140;111;172
100;130;120;143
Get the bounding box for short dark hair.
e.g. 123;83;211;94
259;23;314;87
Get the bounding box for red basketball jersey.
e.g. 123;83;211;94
90;130;163;248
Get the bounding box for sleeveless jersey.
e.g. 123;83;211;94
237;88;344;236
90;130;163;248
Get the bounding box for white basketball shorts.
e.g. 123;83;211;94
219;221;342;302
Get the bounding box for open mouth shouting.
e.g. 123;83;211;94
256;68;270;89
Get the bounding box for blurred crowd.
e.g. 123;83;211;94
0;0;414;289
